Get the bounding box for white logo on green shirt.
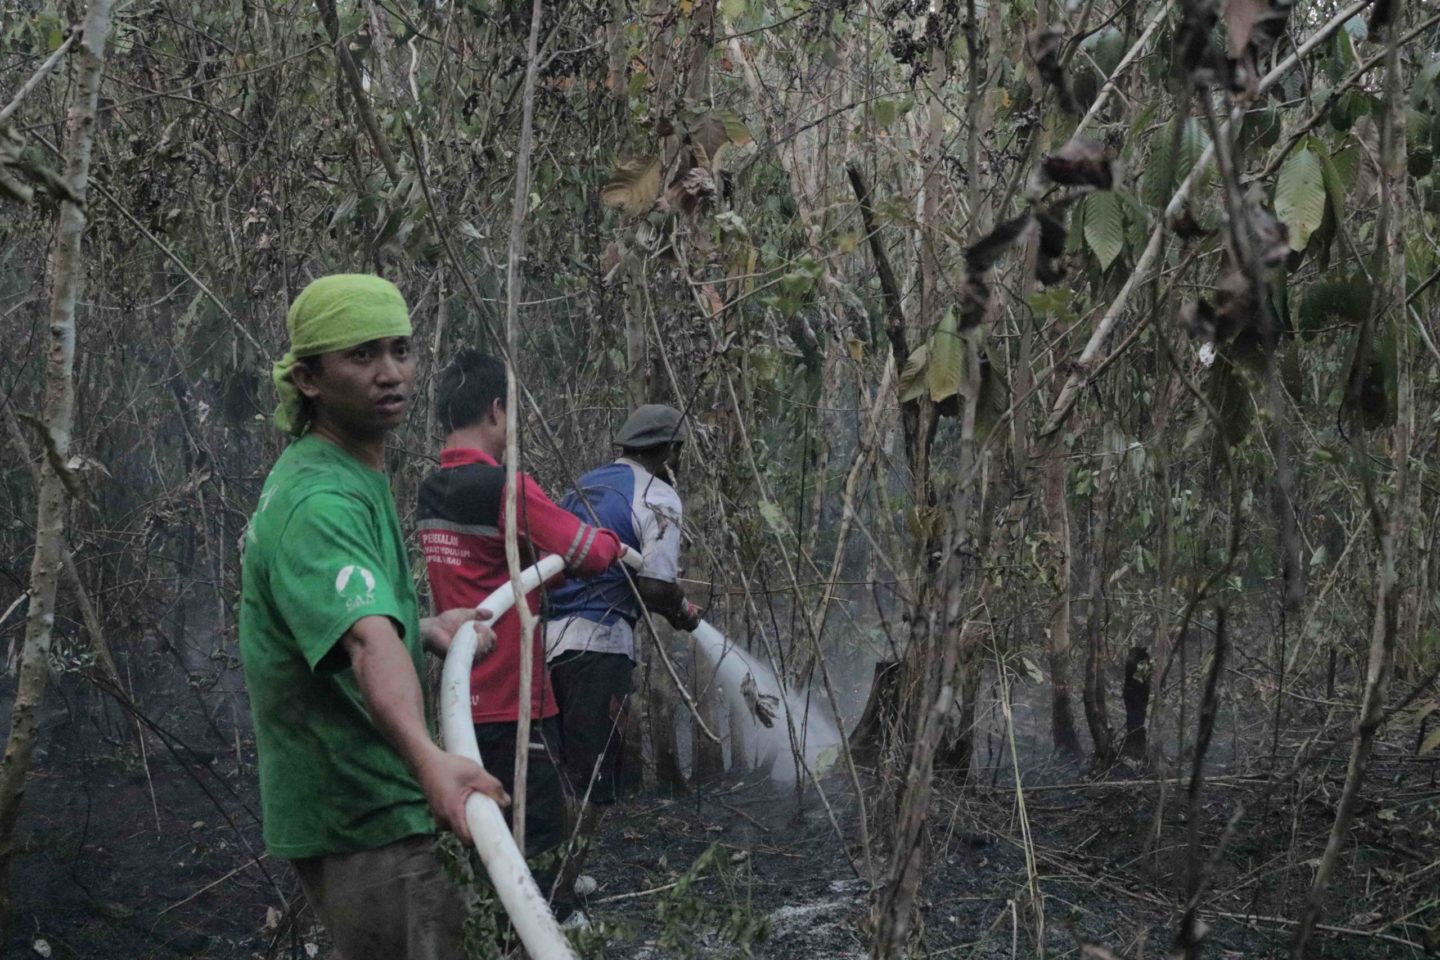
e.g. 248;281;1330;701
335;565;377;610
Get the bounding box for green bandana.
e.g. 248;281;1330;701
272;274;413;435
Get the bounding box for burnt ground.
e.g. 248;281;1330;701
5;677;1439;960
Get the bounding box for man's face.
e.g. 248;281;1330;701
294;336;415;438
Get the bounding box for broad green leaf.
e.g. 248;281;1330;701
1329;90;1373;132
1409;58;1440;110
601;156;661;216
1083;191;1125;269
1275;147;1325;250
1241;103;1282;151
926;309;964;402
1141;125;1175;207
899;343;928;402
1330;144;1359;189
1176;117;1212;187
1143;117;1210;208
1325;29;1354;84
1301;277;1365;338
1084;27;1126;77
720;0;747;23
1116;190;1150;253
1314;142;1346;235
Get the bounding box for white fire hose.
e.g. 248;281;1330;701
439;547;644;959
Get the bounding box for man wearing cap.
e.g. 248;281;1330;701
240;275;508;960
545;404;702;808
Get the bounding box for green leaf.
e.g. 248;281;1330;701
1142;125;1175;207
1315;143;1346;227
1176;117;1211;187
1084;27;1126;77
899;343;928;402
1116;190;1150;253
1241;103;1282;151
1409;58;1440;110
1143;116;1210;208
926;309;965;402
758;500;789;537
873;99;901;130
1275;147;1326;250
1299;279;1368;338
1083;191;1125;269
720;0;747;23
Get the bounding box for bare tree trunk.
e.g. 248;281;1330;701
1121;646;1151;759
501;0;545;852
1040;434;1082;756
1143;345;1178;770
1082;456;1114;763
872;516;984;958
0;0;115;937
1;404;123;698
1291;19;1409;954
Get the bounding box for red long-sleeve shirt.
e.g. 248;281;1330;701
417;447;623;723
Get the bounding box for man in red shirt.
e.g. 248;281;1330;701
417;349;625;914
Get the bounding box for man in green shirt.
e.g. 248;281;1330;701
240;274;508;959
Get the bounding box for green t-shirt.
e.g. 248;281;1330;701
239;435;432;859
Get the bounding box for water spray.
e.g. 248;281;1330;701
688;621;841;781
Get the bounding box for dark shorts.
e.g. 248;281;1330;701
549;650;634;806
292;834;472;960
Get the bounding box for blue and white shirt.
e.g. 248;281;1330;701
544;458;682;661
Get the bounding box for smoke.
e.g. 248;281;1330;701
691;621;843;784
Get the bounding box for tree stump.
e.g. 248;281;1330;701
1121;646;1151;759
848;660;903;765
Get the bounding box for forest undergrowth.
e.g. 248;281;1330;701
3;0;1439;955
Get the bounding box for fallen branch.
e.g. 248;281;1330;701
157;855;270;917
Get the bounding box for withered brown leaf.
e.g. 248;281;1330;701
1041;137;1113;190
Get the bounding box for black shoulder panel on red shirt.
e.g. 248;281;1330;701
417;463;506;527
